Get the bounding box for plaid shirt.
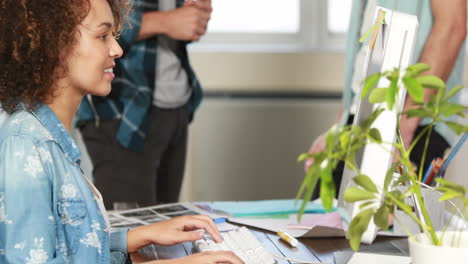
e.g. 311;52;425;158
76;0;202;152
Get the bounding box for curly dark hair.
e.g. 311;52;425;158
0;0;130;113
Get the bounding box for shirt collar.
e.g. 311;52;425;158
31;104;81;164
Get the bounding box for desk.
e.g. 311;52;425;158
131;226;409;263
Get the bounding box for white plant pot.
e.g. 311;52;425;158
409;231;468;264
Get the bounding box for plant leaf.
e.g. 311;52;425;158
347;208;375;251
435;178;466;194
353;174;378;193
296;158;324;219
444;85;463;100
344;187;377;202
438;191;461;201
340;131;351;150
416;75;445;90
404;108;433;119
403;77;424;103
374;204;390;230
444;121;468;135
393;173;411;187
386;77;398;110
369;88;387;104
361;73;382;99
384;164;398;190
359;201;375;209
297;153;312;162
320;177;336;212
439;103;465;118
361;108;385;130
368;128;382;143
406;63;430;76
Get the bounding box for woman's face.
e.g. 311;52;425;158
64;0;123;97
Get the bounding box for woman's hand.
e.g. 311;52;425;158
127;215;222;252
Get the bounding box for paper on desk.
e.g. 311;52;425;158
209;199;330;217
288;211;344;230
228;212;346;238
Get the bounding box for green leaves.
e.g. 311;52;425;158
444;121;468;135
353;174;378;193
403;76;423;103
362;73;382;99
374;204;390;230
445;85;463;100
435;178;467;203
368;128;382;143
297;62;468;252
406;63;430;76
369;88;386;104
344;187;376;202
386;77;398;110
416;75;445;90
347;208;375;251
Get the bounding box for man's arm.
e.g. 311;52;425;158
137;0;212;41
400;0;467;149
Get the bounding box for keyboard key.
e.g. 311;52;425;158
193;227;277;264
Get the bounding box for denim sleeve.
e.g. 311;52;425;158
110;228;130;264
0;135;66;263
118;1;144;52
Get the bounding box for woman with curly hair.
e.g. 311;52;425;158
0;0;243;263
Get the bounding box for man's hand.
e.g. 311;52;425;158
127;215;222;252
138;0;212;41
304;132;327;172
162;0;212;41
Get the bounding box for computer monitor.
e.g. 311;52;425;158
337;7;419;244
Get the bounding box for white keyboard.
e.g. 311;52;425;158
194;226;277;264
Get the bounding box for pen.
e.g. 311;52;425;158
425;158;444;185
422;159;435;185
277;230;298;247
436;133;468;179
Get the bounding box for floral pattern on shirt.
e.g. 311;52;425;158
14;241;27;250
60;184;78;199
26;238;49;264
23;150;44;178
80;221;102;254
38;147;52;164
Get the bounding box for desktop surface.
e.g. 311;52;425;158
131;226;409;264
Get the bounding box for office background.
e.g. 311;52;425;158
74;0;468;202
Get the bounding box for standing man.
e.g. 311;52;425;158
305;0;467;198
76;0;212;209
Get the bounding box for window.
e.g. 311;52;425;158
208;0;300;33
328;0;353;34
191;0;352;52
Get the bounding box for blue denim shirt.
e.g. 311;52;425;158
0;104;128;263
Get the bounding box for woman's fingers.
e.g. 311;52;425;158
196;251;245;264
178;215;223;242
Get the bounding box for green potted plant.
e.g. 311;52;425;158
296;63;468;264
